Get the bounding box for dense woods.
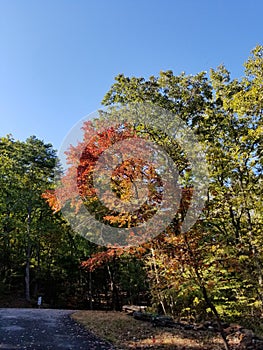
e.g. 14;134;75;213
0;46;262;340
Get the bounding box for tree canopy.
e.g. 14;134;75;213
0;47;262;344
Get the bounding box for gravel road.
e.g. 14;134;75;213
0;308;116;349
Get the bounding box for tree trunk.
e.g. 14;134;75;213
201;284;230;350
25;208;31;302
25;251;31;302
151;247;166;315
183;233;230;350
107;259;121;311
89;270;93;310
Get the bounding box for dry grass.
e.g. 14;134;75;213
71;310;224;349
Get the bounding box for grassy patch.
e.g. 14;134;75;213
71;310;224;349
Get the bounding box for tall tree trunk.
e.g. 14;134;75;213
89;270;93;310
151;247;167;315
183;233;230;350
25;208;31;302
200;284;230;350
107;257;121;311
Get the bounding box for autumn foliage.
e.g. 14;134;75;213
42;47;263;349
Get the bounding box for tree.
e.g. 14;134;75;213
43;46;262;347
0;135;57;301
0;135;100;307
99;45;262;348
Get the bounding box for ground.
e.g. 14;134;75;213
72;310;225;349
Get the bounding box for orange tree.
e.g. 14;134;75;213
44;102;232;349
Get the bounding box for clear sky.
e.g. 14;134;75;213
1;0;262;151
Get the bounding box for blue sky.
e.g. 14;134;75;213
1;0;262;151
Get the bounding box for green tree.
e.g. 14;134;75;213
0;135;57;301
0;135;99;307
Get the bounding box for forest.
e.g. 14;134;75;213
0;46;262;336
